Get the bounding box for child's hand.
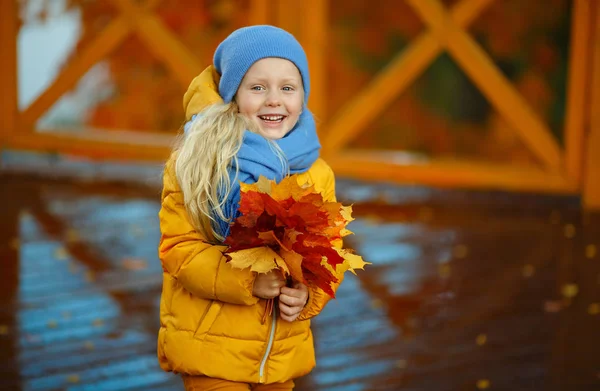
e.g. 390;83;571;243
253;270;286;299
279;282;309;322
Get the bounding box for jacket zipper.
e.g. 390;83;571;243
258;303;277;383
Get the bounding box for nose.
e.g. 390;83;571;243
265;89;281;107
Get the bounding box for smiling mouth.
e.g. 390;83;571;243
258;115;287;123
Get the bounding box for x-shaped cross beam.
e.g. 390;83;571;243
324;0;562;171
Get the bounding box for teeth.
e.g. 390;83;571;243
259;115;284;121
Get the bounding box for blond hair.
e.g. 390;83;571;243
173;102;287;243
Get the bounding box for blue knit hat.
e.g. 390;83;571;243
213;25;310;104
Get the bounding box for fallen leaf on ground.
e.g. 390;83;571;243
476;334;487;346
544;300;564;313
561;283;579;298
122;258;147;271
586;245;597;259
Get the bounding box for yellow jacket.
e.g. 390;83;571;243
157;66;342;384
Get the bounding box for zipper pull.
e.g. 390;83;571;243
261;298;274;325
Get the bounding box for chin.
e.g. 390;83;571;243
260;128;289;141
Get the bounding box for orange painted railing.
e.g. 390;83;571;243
0;0;599;208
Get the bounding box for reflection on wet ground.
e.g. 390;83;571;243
0;170;599;391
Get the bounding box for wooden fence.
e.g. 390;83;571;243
0;0;599;208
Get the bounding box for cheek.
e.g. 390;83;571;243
236;93;259;116
288;99;303;116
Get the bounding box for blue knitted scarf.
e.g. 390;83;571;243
185;109;320;240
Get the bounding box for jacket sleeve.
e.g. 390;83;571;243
158;157;259;306
298;160;345;321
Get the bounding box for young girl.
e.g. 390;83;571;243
157;25;343;390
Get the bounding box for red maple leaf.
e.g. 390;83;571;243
239;190;264;217
224;176;366;299
292;241;345;268
301;255;338;298
224;224;264;251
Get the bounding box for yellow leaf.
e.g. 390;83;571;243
340;251;369;275
0;325;8;335
227;247;282;274
340;205;354;223
66;374;80;384
241;176;272;194
476;334;487;346
586;244;597;259
476;379;490;389
564;224;576;239
54;247;69;261
322;202;344;221
331;248;366;274
273;176;311;201
340;228;354;237
561;283;579;298
588;303;600;315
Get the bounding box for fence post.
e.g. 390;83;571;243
0;0;19;144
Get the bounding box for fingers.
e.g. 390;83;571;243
293;281;308;291
263;288;280;299
253;270;286;299
280;312;300;322
278;283;309;322
279;300;303;322
279;292;306;307
262;278;284;298
280;284;308;300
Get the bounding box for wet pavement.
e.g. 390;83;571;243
0;165;599;391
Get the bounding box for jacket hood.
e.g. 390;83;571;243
182;65;223;121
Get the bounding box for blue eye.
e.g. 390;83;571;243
282;86;294;91
251;86;265;91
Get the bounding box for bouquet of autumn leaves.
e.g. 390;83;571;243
223;176;367;299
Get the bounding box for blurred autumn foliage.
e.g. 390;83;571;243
21;0;572;164
21;0;251;132
330;0;571;165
